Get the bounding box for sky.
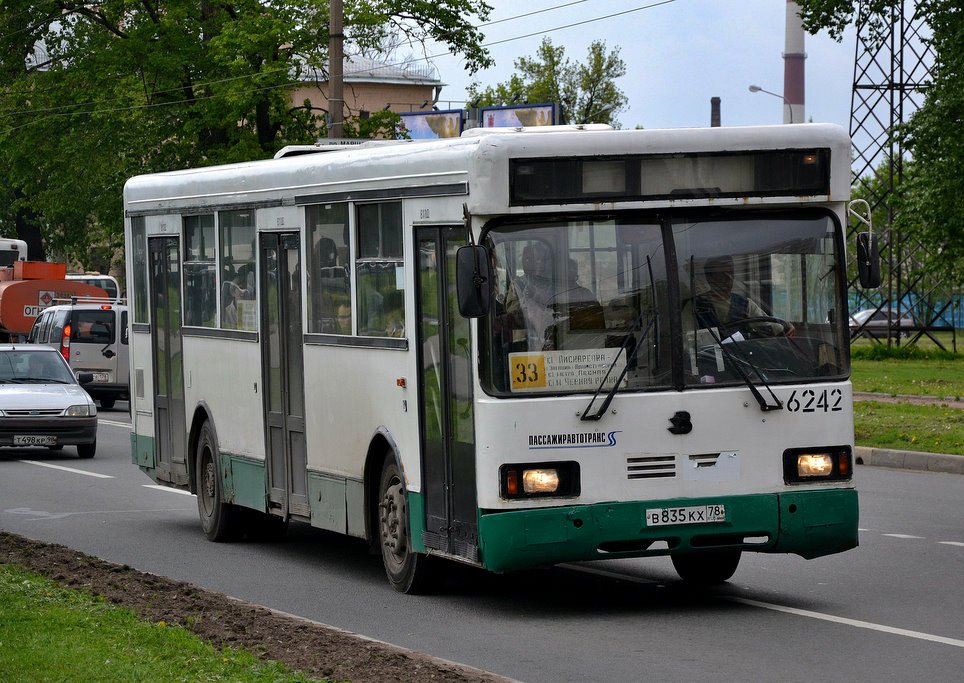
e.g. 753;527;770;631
421;0;858;131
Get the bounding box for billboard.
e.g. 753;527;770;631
398;109;464;140
480;103;557;128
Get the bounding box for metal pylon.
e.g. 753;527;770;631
848;1;954;349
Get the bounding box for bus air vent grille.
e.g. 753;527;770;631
689;453;721;468
626;455;676;479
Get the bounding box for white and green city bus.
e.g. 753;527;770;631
124;123;874;592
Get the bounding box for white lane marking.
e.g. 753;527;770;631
4;507;190;521
142;484;194;497
566;564;964;649
731;597;964;649
98;418;132;429
882;533;924;539
938;541;964;547
18;460;113;479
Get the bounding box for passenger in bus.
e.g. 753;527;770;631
692;255;789;338
503;242;556;351
222;274;250;328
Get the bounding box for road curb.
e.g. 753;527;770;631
855;446;964;474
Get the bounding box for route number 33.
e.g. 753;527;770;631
510;354;547;391
785;388;843;413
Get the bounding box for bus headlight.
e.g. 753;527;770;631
783;447;852;483
797;453;834;477
500;462;580;499
523;468;560;494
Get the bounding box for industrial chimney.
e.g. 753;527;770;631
784;0;806;123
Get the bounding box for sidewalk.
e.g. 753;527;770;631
854;391;964;474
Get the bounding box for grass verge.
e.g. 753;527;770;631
851;351;964;399
854;400;964;455
851;347;964;454
0;564;316;683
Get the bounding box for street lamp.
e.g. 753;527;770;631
748;84;793;123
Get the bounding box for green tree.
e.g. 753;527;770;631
0;0;492;266
798;0;964;278
469;38;627;127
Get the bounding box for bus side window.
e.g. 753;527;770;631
306;203;352;335
355;202;403;338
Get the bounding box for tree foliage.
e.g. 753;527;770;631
468;38;627;127
0;1;492;268
798;0;964;278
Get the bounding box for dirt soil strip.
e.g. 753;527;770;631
0;530;512;683
853;392;964;409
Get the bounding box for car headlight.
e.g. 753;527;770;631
66;404;92;417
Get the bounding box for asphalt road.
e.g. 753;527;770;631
1;408;962;682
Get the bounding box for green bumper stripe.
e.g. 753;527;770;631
477;489;858;572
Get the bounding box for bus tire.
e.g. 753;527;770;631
196;422;240;542
378;458;434;594
671;550;741;585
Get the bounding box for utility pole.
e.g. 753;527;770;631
329;0;344;139
783;0;805;125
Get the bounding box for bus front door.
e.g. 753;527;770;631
148;236;187;485
416;227;478;561
260;232;309;518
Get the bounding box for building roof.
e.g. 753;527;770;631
300;56;444;87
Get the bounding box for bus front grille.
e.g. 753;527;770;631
627;455;676;479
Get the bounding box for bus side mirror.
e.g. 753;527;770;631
455;245;491;318
856;232;880;289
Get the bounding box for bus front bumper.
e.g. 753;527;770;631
477;489;858;573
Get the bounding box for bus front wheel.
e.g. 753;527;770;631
378;458;434;594
671;550;741;585
196;422;240;542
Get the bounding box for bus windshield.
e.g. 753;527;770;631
480;211;847;396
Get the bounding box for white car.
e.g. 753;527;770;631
0;345;98;458
849;307;917;336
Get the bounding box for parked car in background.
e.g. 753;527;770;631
27;299;129;409
0;345;98;458
849;307;917;337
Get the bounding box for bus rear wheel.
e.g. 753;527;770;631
196;422;240;541
378;458;434;594
671;550;741;585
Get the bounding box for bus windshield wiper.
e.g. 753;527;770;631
704;329;783;412
580;315;656;421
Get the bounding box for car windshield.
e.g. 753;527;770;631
479;211;848;396
0;350;76;384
